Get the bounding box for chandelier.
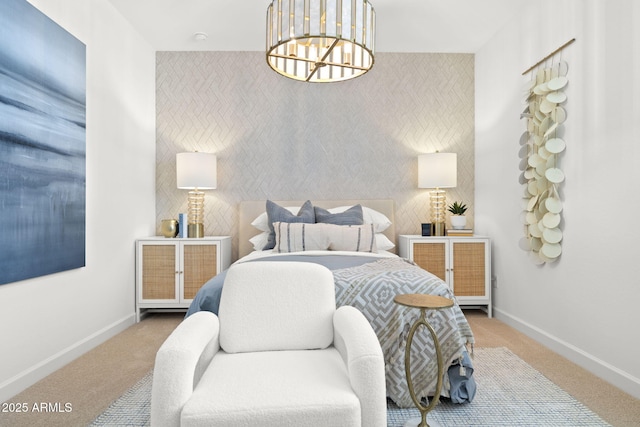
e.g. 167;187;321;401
266;0;375;83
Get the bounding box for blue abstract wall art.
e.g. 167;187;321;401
0;0;86;285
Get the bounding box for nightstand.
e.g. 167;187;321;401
399;235;491;317
135;236;231;321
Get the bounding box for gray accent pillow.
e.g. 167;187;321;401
314;204;364;225
264;200;315;250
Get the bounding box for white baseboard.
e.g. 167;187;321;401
0;313;136;403
493;307;640;399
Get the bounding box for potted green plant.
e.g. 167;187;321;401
447;201;468;229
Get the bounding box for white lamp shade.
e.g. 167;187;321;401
176;152;217;189
418;153;457;188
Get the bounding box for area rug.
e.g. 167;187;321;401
89;347;610;426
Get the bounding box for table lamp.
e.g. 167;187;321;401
176;152;217;238
418;153;457;236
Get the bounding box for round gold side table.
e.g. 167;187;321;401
393;293;454;427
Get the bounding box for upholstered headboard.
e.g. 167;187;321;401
238;200;396;259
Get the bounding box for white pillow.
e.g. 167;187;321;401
254;230;393;252
249;231;270;251
327;223;377;252
375;233;395;251
273;223;378;253
329;206;392;233
251;206;301;232
272;222;331;253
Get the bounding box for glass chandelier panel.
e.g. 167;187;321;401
266;0;375;83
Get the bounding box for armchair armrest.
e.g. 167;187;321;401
333;305;387;427
151;311;220;427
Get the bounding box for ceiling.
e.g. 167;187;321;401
107;0;526;53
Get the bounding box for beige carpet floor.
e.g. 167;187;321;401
1;310;639;427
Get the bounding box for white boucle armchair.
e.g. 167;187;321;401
151;261;386;427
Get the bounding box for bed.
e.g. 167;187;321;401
187;199;475;408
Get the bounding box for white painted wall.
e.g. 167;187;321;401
0;0;156;402
475;0;640;398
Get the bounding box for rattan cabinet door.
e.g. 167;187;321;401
181;243;218;300
412;242;447;282
451;241;486;297
140;243;178;301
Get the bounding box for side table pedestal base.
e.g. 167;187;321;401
404;415;442;427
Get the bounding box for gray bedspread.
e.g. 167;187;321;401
186;254;475;407
332;257;474;406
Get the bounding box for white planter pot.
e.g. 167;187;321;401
450;215;467;230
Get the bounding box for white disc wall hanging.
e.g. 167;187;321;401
519;39;574;264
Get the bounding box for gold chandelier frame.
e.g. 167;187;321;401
266;0;375;83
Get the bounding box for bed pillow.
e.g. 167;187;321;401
272;222;378;253
329;205;392;232
375;233;395;251
264;200;315;250
251;206;300;232
326;223;377;252
272;222;331;253
314;204;364;225
249;231;270;252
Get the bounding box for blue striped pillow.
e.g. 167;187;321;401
326;223;377;252
272;223;330;253
272;222;377;253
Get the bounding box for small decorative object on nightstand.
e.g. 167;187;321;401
393;293;454;427
135;236;231;321
160;219;179;238
447;201;467;230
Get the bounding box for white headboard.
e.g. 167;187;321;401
238;199;396;259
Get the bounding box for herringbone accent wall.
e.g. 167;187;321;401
156;51;474;260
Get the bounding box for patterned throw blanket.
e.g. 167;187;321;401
333;257;474;408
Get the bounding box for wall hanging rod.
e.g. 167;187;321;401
522;38;576;75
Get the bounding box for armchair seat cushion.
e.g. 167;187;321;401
181;348;361;427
